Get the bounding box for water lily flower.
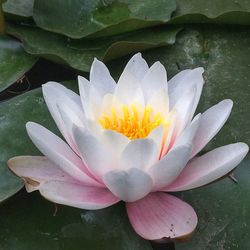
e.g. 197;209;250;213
8;53;248;241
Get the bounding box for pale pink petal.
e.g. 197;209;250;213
103;168;153;202
168;68;204;112
126;192;198;240
72;125;115;179
39;181;120;210
8;156;76;192
142;61;168;101
42;82;84;153
191;99;233;158
149;144;192;190
165;143;249;192
90;58;116;96
121;139;158;170
26;122;102;187
120;53;149;81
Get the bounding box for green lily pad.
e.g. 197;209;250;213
7;23;181;72
32;0;176;38
108;25;250;149
0;35;37;92
171;0;250;24
0;191;152;250
175;156;250;250
3;0;34;20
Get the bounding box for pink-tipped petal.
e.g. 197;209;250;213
103;168;153;202
126;192;198;240
8;156;76;192
90;58;116;96
26;122;102;187
191;99;233;158
39;181;120;210
142;61;168;101
165;143;249;192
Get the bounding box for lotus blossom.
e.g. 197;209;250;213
8;53;249;241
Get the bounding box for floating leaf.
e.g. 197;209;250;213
171;0;250;24
33;0;176;38
0;35;37;93
7;23;181;72
0;192;152;250
3;0;34;20
175;156;250;250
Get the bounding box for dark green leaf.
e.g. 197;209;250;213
108;25;250;148
171;0;250;24
3;0;34;20
0;192;152;250
33;0;176;38
175;156;250;250
0;35;37;92
7;23;181;72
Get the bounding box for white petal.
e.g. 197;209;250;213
103;168;153;202
42;81;84;152
149;115;200;190
90;58;116;96
172;87;197;137
147;125;164;156
165;143;249;192
147;88;169;116
168;67;204;114
78;75;90;109
121;139;158;170
78;76;103;120
120;53;149;81
115;70;144;105
149;144;192;190
142;61;168;101
26;122;101;187
191;99;233;157
102;130;130;155
72;125;115;179
173;113;201;148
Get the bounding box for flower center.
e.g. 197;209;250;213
99;104;169;140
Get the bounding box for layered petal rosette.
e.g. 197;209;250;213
8;53;249;241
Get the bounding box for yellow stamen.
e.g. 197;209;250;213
99;104;170;140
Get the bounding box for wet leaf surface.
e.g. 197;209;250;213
7;23;181;72
0;35;37;92
33;0;176;38
3;0;34;20
0;191;153;250
171;0;250;24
